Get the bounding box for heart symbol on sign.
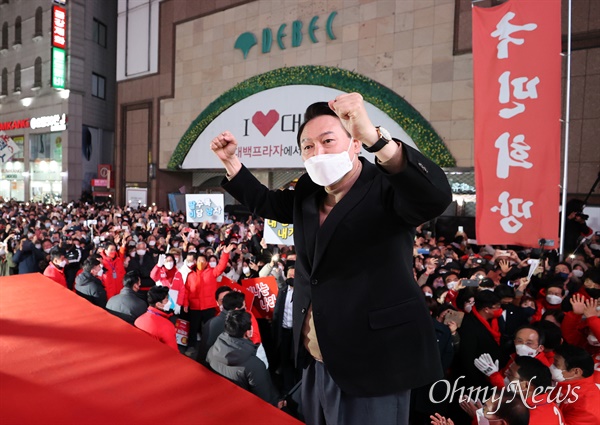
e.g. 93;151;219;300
252;110;280;137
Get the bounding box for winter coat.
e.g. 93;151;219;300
74;271;107;308
106;287;147;325
134;307;178;351
186;252;229;311
207;332;278;405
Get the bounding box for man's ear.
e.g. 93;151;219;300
537;344;545;354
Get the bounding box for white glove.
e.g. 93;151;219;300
173;304;181;315
157;254;165;268
474;353;499;377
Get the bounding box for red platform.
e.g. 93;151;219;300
0;274;300;425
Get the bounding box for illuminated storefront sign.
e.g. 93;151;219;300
52;48;66;89
0;120;30;131
52;5;67;49
30;114;67;131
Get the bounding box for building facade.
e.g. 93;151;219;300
0;0;117;203
113;0;598;210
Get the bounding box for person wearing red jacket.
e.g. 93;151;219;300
150;253;187;315
185;244;234;353
531;283;565;322
43;249;68;288
475;325;552;389
562;294;600;384
100;242;126;300
134;286;178;352
505;356;565;425
549;344;600;425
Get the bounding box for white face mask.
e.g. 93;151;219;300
136;249;146;256
303;139;355;187
35;244;42;249
550;364;566;382
97;268;104;277
0;249;5;256
446;280;458;290
185;261;195;268
161;300;172;311
589;243;600;250
464;304;473;313
148;240;156;246
572;269;584;278
515;344;538;357
546;294;563;305
242;266;250;275
164;262;174;270
44;248;52;254
58;260;67;268
424;292;433;298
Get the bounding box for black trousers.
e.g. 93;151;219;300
188;308;216;348
302;360;411;425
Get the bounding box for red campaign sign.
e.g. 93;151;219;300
52;5;67;49
240;276;279;320
472;0;561;247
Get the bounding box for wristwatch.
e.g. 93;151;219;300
363;126;392;153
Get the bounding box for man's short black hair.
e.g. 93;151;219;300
533;320;562;350
49;247;65;261
215;285;232;301
147;285;169;307
514;356;552;390
224;309;252;338
495;284;515;300
82;256;101;273
475;290;500;311
123;270;140;288
555;344;594;377
222;291;245;311
495;392;530;425
296;101;350;147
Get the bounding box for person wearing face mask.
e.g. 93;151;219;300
74;256;108;308
0;239;16;276
43;248;69;288
474;325;551;391
99;242;126;300
212;93;451;423
12;237;45;274
207;310;281;407
178;252;197;285
106;271;148;325
125;241;157;292
494;284;535;354
185;245;235;356
455;291;508;408
150;253;187;317
531;281;566;323
134;285;178;351
549;344;600;425
561;293;600;380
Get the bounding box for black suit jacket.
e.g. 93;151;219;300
223;143;452;396
126;253;157;288
456;313;509;392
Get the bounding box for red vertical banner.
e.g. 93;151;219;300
473;0;561;247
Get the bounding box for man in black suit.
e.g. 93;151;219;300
126;241;156;290
211;92;452;424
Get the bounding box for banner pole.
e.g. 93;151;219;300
559;0;572;261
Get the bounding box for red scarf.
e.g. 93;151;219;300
472;308;501;345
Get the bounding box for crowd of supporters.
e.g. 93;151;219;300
1;198;599;424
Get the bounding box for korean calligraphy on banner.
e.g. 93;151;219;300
472;0;561;247
185;194;225;224
0;132;22;163
241;276;279;320
264;219;295;246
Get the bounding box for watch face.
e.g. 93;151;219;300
378;127;392;141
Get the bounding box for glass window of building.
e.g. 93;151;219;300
29;133;63;203
1;67;7;96
92;73;105;99
92;19;107;48
14;16;21;45
34;57;42;88
1;22;7;50
0;135;25;202
14;63;20;92
34;7;43;37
